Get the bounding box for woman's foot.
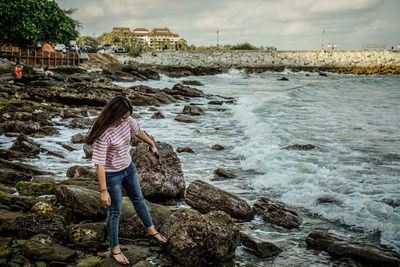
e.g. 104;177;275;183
111;247;130;265
147;226;167;244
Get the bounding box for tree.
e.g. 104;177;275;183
0;0;78;47
76;36;100;48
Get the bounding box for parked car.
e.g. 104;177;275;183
66;44;78;52
54;44;66;52
113;46;126;53
80;45;93;53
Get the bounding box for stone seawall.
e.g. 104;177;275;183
118;50;400;75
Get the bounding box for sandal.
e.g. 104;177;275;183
111;251;130;266
147;232;168;245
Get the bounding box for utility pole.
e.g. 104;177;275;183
321;28;325;50
217;30;219;48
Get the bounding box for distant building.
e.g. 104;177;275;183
112;27;131;34
107;27;183;50
133;27;181;49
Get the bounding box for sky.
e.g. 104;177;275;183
55;0;400;50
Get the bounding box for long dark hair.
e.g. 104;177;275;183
86;96;133;145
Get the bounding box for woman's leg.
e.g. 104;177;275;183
122;163;167;243
121;163;153;228
106;181;123;250
106;174;130;264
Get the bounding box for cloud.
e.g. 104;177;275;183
55;0;400;49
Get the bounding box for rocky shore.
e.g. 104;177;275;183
0;59;399;266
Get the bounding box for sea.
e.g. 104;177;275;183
1;69;399;266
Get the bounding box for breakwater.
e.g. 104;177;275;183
120;50;400;75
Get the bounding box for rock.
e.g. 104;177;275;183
68;117;93;129
83;143;93;158
148;107;158;111
0;120;58;136
0;169;32;186
66;165;97;179
253;197;302;229
175;115;197;123
0;209;67;241
176;146;195;153
208;100;223;105
67;222;107;251
119;197;172;239
22;234;76;262
181;80;204;86
214;168;236;179
54;185;107;220
71;132;86;143
131;142;185;201
240;232;282;257
185;180;253;221
31;201;54;214
76;256;101;267
15;181;57;196
10;133;41;157
56;142;77;151
151;111;165;119
316;196;343;205
282;144;316;150
183;105;205;116
277;77;289;81
0;148;25;160
319;72;328;77
98;246;150;267
163;83;205;98
0;158;51;176
212;144;225;150
161;209;240;266
306;231;400;267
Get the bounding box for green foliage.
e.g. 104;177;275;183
76;36;100;48
0;0;78;47
230;42;259;50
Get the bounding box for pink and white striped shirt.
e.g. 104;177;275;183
92;116;140;172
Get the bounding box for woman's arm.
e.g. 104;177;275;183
96;164;110;206
136;130;158;154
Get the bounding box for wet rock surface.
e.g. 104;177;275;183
306;231;400;267
185;180;254;221
253;197;303;229
161;209;240;266
131;142;185;201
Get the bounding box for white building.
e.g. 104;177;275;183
132;27;181;49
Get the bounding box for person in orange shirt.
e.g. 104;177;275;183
14;62;23;79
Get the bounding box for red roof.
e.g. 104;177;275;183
134;28;148;31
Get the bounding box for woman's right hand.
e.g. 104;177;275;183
101;191;111;206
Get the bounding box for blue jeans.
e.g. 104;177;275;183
105;162;153;250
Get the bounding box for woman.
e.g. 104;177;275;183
86;96;167;265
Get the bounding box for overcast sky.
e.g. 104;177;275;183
55;0;400;50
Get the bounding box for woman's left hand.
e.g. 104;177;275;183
150;145;158;155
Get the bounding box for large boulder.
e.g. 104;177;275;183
185;180;253;221
131;142;185;201
119;197;172;239
0;209;67;241
15;181;57;196
54;184;107;220
306;231;400;267
0;168;32;186
163;83;206;98
22;234;76;263
182;105;205;116
10;133;41;157
253;197;302;229
161;209;240;266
